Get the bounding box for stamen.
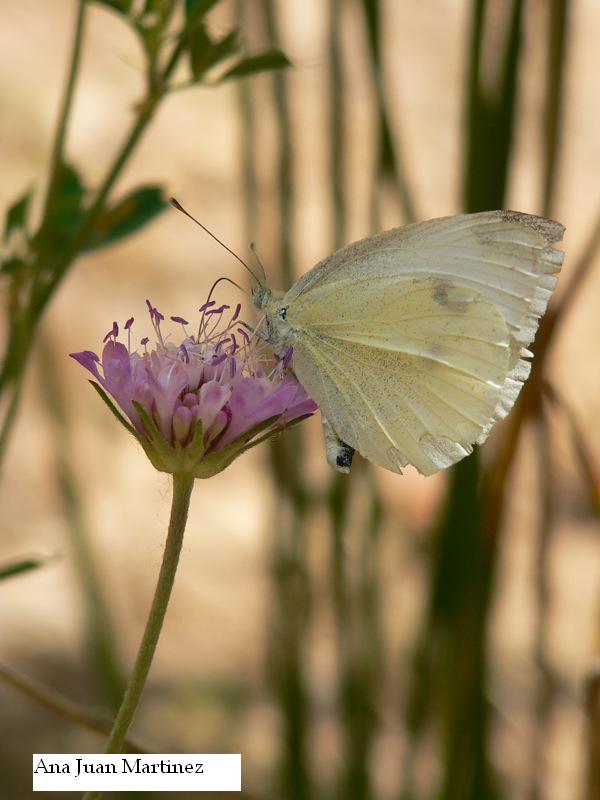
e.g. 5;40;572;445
124;317;134;351
146;300;165;345
215;337;231;352
171;316;189;325
232;303;241;322
197;300;217;341
179;343;190;363
283;347;293;369
103;321;119;343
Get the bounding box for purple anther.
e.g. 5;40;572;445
229;358;236;378
210;304;230;315
199;300;216;313
103;321;119;342
283;347;293;369
237;327;251;344
179;343;190;363
141;337;149;346
124;317;134;330
154;309;165;322
145;299;154;315
211;353;227;366
232;303;241;322
215;337;230;352
230;334;238;353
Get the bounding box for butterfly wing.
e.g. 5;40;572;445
283;211;564;475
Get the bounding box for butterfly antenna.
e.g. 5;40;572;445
206;275;249;303
249;242;268;285
169;197;262;287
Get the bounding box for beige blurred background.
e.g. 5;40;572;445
0;1;599;798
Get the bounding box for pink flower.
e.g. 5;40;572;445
70;300;317;478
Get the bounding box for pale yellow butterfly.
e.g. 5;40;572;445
252;211;564;475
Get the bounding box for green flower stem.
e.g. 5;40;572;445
82;472;194;800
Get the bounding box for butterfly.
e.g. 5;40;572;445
251;211;564;475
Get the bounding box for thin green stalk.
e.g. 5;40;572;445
82;472;194;800
33;95;160;309
359;0;417;225
264;0;294;288
0;375;23;472
37;0;87;245
528;413;558;800
262;4;312;796
329;0;346;249
235;12;312;795
236;0;258;244
0;663;144;752
337;468;383;800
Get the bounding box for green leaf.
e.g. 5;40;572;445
92;0;134;15
83;186;167;252
3;189;33;243
189;27;238;80
185;0;221;23
219;49;291;81
50;161;86;232
0;556;50;581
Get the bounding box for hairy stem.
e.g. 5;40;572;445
82;473;194;799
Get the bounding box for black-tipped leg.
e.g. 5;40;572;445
322;416;355;474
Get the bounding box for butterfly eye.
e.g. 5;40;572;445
277;307;288;321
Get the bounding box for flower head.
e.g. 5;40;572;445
71;299;317;478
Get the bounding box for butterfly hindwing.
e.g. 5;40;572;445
287;279;510;474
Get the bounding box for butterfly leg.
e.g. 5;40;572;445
322;416;355;474
239;320;269;342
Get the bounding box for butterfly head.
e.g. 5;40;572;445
251;285;272;310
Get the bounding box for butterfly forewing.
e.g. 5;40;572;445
277;211;564;475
